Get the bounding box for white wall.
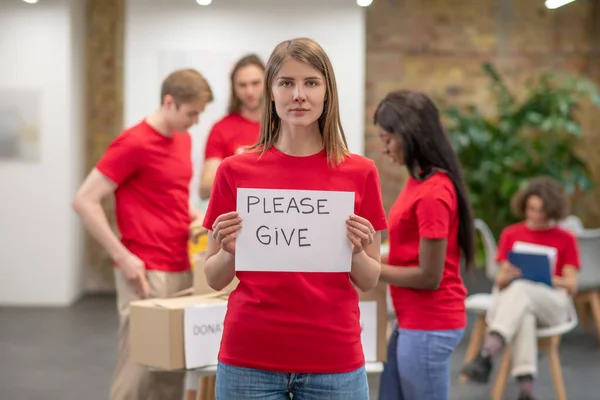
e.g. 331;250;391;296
125;0;366;209
0;0;85;306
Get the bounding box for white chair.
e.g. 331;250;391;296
556;215;600;337
463;219;499;365
573;229;600;339
559;214;585;235
490;298;579;400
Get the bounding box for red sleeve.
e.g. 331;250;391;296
562;233;581;269
95;132;141;185
415;184;454;239
358;162;388;231
495;228;512;263
204;124;228;160
202;160;236;230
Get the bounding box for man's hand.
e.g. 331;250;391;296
116;252;150;298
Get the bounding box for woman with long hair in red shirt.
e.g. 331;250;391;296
201;38;387;400
376;90;475;400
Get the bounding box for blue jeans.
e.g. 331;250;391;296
378;324;401;400
216;361;369;400
379;327;464;400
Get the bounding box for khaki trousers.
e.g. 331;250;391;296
110;269;192;400
486;280;570;377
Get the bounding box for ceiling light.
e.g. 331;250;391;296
545;0;577;9
357;0;373;6
22;0;39;4
196;0;212;5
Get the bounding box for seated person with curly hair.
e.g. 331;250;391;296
461;176;581;400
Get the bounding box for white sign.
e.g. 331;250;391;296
359;301;378;362
183;302;228;369
235;188;355;272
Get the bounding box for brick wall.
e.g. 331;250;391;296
365;0;600;226
82;0;600;292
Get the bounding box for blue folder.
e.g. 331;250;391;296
507;251;553;287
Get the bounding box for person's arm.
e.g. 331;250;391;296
72;169;149;297
347;163;388;292
73;169;128;260
552;233;581;295
347;213;382;292
494;261;522;290
204;212;240;290
552;266;578;295
200;159;239;291
380;238;446;290
74;132;149;297
486;228;523;290
199;158;222;200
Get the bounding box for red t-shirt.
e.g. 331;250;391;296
204;114;260;160
202;147;387;373
388;173;467;330
496;222;580;275
96;120;193;272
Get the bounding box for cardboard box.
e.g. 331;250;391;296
130;293;228;370
358;281;388;362
193;251;239;295
131;282;388;370
193;251;386;362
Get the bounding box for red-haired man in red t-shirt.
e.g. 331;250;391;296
72;69;213;400
199;54;265;200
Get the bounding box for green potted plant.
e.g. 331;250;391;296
442;62;600;266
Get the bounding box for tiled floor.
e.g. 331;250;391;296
1;295;599;399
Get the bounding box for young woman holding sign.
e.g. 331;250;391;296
201;38;387;400
375;90;475;400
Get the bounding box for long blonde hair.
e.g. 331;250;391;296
250;38;349;166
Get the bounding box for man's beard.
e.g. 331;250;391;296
243;99;262;112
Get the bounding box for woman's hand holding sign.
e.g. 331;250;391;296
204;211;241;291
212;211;242;255
346;214;376;254
346;213;381;292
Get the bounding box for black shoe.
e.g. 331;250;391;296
517;393;535;400
460;354;492;383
